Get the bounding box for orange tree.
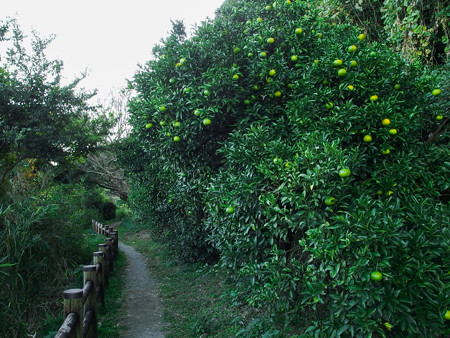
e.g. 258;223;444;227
124;0;449;335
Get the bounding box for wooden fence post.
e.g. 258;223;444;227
105;238;114;271
112;230;119;260
57;288;83;338
93;252;105;306
98;244;109;287
83;265;98;338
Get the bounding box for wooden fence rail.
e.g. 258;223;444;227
55;220;119;338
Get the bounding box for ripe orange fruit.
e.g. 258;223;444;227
338;168;351;178
382;118;391;126
388;129;397;135
337;68;347;77
370;271;383;281
432;88;441;96
203;118;211;125
370;95;378;102
363;135;372;142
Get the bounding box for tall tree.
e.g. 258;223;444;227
0;19;113;186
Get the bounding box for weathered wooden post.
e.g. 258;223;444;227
55;289;83;338
83;265;98;338
93;252;105;306
98;244;109;287
110;231;118;260
104;225;110;237
105;238;114;271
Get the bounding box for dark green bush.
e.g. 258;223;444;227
102;201;117;220
124;0;449;335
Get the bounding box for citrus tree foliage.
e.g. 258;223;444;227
0;19;112;185
321;0;450;64
124;0;449;335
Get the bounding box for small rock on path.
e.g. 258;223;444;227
118;241;165;337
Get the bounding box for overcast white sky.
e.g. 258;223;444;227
2;0;224;103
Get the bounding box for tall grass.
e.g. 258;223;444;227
0;170;108;337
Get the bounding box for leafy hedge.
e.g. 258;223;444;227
123;0;449;335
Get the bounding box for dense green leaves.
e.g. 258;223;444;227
0;19;112;185
124;0;449;335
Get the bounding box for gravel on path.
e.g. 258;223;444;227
118;241;166;338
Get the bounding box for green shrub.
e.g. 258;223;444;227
124;0;449;335
0;169;111;336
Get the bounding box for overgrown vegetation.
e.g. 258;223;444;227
121;0;449;336
321;0;449;64
0;19;117;336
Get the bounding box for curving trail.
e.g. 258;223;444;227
118;241;165;337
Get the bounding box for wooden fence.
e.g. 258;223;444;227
55;220;119;338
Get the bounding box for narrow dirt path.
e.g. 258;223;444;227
118;241;166;337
